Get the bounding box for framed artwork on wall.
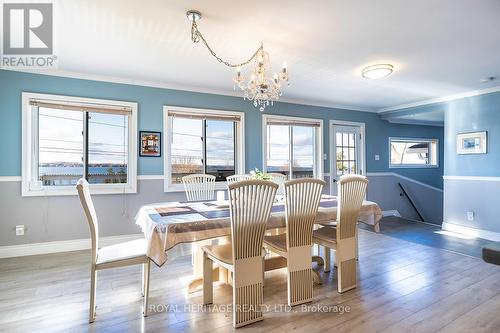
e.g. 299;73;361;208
139;131;161;157
456;131;487;154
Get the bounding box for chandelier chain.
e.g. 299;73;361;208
187;10;289;112
191;21;262;68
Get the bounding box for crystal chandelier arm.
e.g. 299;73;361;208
191;21;262;68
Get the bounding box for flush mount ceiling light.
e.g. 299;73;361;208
362;64;394;79
186;9;289;112
480;76;496;83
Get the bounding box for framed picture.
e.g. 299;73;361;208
456;131;487;154
140;131;161;157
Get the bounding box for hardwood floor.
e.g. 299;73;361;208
1;229;499;333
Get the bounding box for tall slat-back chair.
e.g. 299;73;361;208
263;179;325;306
312;174;368;293
202;180;278;328
182;174;216;201
268;173;287;195
182;174;216;267
77;179;151;323
226;174;252;185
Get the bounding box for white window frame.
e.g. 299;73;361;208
262;114;324;180
21;92;138;197
163;106;245;192
389;137;439;168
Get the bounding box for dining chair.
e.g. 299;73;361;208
182;174;217;268
268;173;287;195
226;174;252;185
182;174;216;201
76;179;151;323
202;180;278;328
312;174;368;293
263;178;325;306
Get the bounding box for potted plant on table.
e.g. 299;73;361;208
249;168;272;181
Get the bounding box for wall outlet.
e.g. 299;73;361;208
375;155;380;161
15;225;25;236
467;211;475;221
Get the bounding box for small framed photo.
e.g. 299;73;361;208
456;131;487;154
140;131;161;157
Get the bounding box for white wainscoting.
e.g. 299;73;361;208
443;175;500;241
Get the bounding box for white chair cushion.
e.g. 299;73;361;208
202;243;233;265
97;238;147;265
313;227;337;243
264;234;287;252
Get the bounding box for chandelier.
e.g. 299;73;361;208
187;10;290;112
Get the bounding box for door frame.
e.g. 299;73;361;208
329;120;366;195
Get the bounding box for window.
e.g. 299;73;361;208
164;106;244;191
263;115;323;179
22;92;137;196
335;130;359;176
389;137;438;168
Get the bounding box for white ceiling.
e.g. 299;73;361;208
30;0;500;111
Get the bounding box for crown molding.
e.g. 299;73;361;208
1;68;375;113
386;119;444;127
5;68;500;114
378;86;500;113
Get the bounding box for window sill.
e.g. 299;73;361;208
389;165;439;169
164;181;228;193
21;183;137;197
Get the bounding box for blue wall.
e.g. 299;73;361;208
444;92;500;176
0;70;444;188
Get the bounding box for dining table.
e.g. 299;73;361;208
135;195;383;292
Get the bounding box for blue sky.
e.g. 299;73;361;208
38;107;128;165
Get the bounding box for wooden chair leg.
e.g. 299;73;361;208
142;260;151;317
287;246;314;306
142;262;146;297
202;252;213;305
89;267;97;323
355;226;359;260
337;237;357;293
233;256;264;328
262;256;265;288
323;246;331;273
312;269;323;285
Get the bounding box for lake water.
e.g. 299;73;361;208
39;166;127;176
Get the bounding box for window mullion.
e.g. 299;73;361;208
202;119;207;174
289;126;293;179
32;106;40;188
233;121;237;174
83;111;89;180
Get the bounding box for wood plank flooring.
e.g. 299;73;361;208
1;229;499;333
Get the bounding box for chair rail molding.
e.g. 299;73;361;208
367;172;443;192
0;176;22;182
443;175;500;182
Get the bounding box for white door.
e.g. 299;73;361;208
331;123;364;195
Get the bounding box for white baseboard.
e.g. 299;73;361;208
382;210;402;217
442;222;500;242
0;234;143;258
